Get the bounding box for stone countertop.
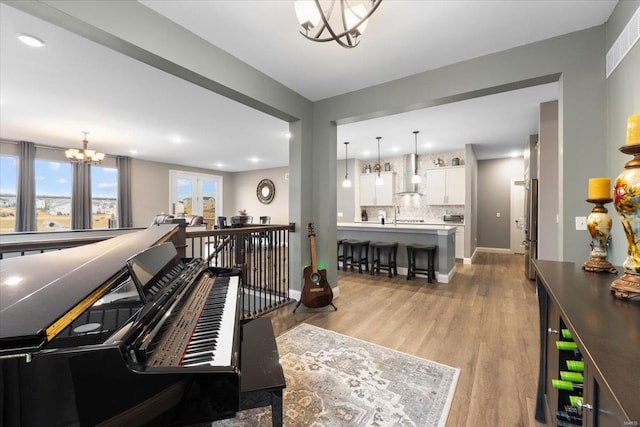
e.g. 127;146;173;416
353;219;464;226
337;222;455;233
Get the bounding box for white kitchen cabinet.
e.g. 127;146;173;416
426;167;465;205
359;172;394;206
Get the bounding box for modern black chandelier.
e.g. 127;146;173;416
294;0;383;48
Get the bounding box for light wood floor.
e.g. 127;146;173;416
265;252;546;427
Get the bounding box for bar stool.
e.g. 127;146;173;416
343;239;370;273
406;244;437;282
337;239;351;269
369;241;399;277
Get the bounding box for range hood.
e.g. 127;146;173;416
397;154;423;195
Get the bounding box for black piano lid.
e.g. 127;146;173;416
0;224;178;355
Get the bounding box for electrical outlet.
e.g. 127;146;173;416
496;212;501;218
575;216;587;230
337;212;343;217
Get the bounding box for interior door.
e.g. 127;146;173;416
511;179;526;254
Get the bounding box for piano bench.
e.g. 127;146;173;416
239;317;286;427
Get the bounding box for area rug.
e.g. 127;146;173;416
212;323;460;427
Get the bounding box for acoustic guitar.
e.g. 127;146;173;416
299;223;335;310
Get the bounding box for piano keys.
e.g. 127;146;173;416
0;224;251;426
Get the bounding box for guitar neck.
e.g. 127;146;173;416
309;234;319;274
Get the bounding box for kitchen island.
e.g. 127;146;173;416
337;222;456;282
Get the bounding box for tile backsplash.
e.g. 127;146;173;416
357;150;465;222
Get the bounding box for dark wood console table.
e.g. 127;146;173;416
534;260;640;426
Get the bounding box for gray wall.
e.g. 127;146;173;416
464;144;478;258
477;158;524;249
129;158;234;228
231;167;289;224
606;0;640;266
537;101;560;261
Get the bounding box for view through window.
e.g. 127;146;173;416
0;155;17;233
91;165;118;228
35;159;72;231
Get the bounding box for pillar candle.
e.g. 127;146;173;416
626;113;640;145
588;177;611;200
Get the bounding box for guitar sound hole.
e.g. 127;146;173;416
311;272;321;284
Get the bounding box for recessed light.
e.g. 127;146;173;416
17;33;45;48
129;149;138;154
215;162;224;168
391;147;399;152
285;132;292;138
249;157;260;163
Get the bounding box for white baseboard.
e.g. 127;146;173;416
475;247;513;254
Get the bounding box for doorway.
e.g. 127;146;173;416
511;179;526;254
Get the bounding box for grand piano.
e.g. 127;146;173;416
0;224;284;426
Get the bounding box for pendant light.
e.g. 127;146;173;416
411;130;422;184
342;142;352;188
375;136;384;186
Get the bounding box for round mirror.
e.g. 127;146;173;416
257;179;275;204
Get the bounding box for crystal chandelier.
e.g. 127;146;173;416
65;132;105;164
294;0;383;48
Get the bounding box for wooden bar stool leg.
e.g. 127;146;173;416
393;247;398;276
429;249;436;282
342;241;347;271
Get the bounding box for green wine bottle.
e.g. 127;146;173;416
560;371;584;383
552;379;584;391
569;395;584;408
566;360;584;372
556;341;578;351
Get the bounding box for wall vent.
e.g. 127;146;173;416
606;5;640;78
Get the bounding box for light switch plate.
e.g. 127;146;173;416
575;216;587;230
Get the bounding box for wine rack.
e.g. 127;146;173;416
551;324;584;426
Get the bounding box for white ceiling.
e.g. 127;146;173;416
0;1;617;170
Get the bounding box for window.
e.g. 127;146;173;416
0;155;18;233
170;170;222;226
35;159;72;231
91;165;118;228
